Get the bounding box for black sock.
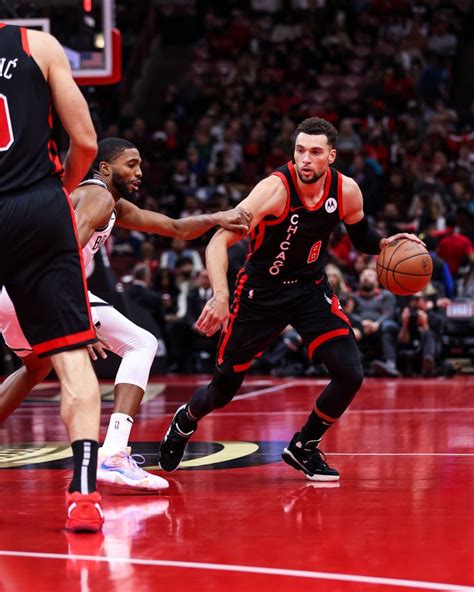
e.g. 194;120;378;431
177;405;198;433
300;410;335;445
68;440;99;494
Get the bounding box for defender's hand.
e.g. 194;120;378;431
380;233;426;249
196;296;230;336
217;207;252;235
88;329;113;361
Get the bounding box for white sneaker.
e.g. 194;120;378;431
97;448;169;491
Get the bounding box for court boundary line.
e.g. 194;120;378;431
214;408;474;415
234;381;299;400
0;551;472;591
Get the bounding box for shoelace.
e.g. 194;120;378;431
305;445;329;468
129;453;146;467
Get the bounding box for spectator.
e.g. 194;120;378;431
160;238;204;273
436;213;474;291
167;270;217;373
127;264;166;331
398;293;445;377
325;263;350;299
350;267;400;377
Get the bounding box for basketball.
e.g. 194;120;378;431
376;239;433;296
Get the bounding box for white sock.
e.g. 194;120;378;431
102;413;134;455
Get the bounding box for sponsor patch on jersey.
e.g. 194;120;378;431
325;197;337;213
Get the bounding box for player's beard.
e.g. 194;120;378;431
295;165;325;184
112;172;139;201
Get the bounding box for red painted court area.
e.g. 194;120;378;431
0;376;473;592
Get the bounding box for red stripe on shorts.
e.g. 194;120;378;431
307;328;350;360
217;273;248;366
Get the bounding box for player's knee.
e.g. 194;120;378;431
130;329;158;357
141;331;159;357
333;364;364;394
210;369;245;408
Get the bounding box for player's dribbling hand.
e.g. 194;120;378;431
196;296;230;336
218;207;252;236
380;233;426;248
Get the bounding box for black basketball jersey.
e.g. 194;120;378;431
0;24;63;196
246;162;343;280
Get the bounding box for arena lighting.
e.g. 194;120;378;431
83;0;92;12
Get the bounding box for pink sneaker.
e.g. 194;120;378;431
97;449;169;491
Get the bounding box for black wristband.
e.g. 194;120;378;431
345;216;382;255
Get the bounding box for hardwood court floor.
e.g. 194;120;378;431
0;375;473;591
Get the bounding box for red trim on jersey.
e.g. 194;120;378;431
62;187;95;332
331;294;351;325
20;27;31;57
250;222;266;256
307;328;350;359
47;105;64;175
0;23;6;28
314;404;337;423
337;170;344;220
266;171;290;226
248;170;291;258
288;161;332;211
217;273;248;366
271;171;290;201
33;329;96;356
48;139;63;174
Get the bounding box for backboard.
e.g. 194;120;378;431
1;0;121;85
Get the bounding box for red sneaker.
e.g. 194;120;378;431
65;491;104;533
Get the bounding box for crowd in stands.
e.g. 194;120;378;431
95;0;474;377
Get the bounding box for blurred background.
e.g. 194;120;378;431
1;0;473;378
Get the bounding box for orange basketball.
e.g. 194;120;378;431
376;239;433;296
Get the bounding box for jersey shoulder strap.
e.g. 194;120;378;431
78;178;108;190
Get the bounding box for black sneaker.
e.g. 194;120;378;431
281;432;340;481
158;405;196;472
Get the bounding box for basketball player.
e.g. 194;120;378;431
158;117;424;481
0;137;251;490
0;23;103;531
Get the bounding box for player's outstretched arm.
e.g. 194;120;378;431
28;30;97;193
114;199;251;239
341;176;424;252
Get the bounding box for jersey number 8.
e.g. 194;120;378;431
307;241;322;264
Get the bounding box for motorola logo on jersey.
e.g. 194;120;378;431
325;197;337;213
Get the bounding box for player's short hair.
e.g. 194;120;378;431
295;117;338;148
92;137;137;171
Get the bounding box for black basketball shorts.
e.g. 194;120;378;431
216;270;354;375
0;177;96;357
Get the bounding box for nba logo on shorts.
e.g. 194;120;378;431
249;289;254;299
325;198;337;213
